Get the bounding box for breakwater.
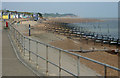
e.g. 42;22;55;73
44;18;120;47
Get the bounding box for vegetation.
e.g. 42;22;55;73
1;9;34;15
43;13;77;17
38;12;43;18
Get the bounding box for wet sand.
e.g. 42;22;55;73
14;18;119;76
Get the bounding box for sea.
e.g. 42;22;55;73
69;18;119;38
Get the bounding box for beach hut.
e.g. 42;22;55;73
16;14;19;18
10;14;15;19
13;15;15;18
10;15;13;18
2;15;9;19
17;13;20;18
8;13;10;19
22;14;27;18
20;14;22;18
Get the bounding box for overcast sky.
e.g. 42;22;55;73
2;2;118;18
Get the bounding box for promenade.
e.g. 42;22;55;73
2;28;36;76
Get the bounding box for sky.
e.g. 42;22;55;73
2;2;119;18
1;0;120;2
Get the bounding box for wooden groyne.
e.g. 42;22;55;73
43;20;120;55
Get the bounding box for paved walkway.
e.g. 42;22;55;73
2;29;36;76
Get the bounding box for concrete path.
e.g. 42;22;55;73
2;29;36;76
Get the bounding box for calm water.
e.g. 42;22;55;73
69;18;118;38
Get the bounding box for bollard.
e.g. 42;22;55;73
29;24;31;36
6;21;8;28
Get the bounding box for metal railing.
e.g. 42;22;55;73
8;22;120;77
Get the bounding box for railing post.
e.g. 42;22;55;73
36;42;38;69
46;45;48;75
104;65;107;78
19;33;22;52
24;37;25;56
21;35;24;54
29;39;31;61
17;32;19;47
9;25;11;36
13;28;15;38
16;31;19;47
19;32;21;50
18;31;19;47
77;56;80;77
21;35;23;52
15;30;16;42
14;28;15;39
59;50;61;76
